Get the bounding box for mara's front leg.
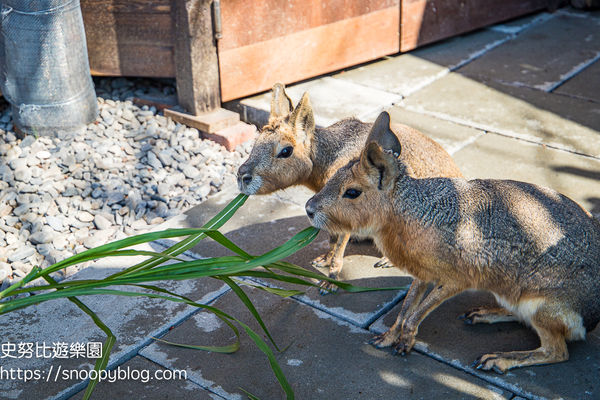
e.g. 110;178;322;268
374;284;460;355
311;232;350;295
370;278;428;350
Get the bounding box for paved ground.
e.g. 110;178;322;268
2;6;599;400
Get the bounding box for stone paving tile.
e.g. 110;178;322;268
334;54;448;98
458;14;600;91
68;356;219;399
401;72;600;158
452;133;600;217
334;30;510;97
181;188;409;328
227;76;401;129
557;6;600;21
370;291;600;400
413;29;512;70
554;59;600;103
0;256;229;400
140;286;511;399
488;12;554;34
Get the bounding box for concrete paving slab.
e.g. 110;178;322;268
557;6;600;22
0;251;229;399
295;254;409;327
68;356;219;399
334;54;448;98
401;72;600;157
226;76;401;129
412;29;512;70
488;12;554;34
180;187;410;328
371;291;600;400
452;133;600;217
140;286;511;399
457;14;600;91
554;59;600;103
334;29;510;96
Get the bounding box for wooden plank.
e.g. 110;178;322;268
89;45;174;77
172;0;220;114
400;0;552;52
81;0;171;14
83;13;174;47
218;6;399;101
81;0;175;77
219;0;398;51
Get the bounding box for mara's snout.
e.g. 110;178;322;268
305;197;323;228
236;162;261;195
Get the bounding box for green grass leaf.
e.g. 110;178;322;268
150;336;239;354
0;192;403;400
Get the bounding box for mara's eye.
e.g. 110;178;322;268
277;146;293;158
343;188;362;199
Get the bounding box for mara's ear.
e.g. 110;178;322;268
360;142;399;190
289;92;315;146
269;83;293;122
366;111;401;157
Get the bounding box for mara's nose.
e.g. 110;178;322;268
305;199;316;220
237;164;253;186
241;174;252;186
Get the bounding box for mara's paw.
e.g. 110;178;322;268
472;353;510;374
458;307;515;325
368;330;400;349
374;257;393;268
392;334;416;356
318;280;338;296
458;308;486;325
311;254;331;269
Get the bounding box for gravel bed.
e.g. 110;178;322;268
0;77;253;289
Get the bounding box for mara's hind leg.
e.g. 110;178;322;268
459;307;517;325
474;304;571;373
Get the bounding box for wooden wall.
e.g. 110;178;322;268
81;0;555;105
217;0;400;101
400;0;554;52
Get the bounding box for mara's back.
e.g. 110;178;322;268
398;177;600;330
316;119;463;186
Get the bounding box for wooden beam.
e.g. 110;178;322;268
164;107;239;133
171;0;221;114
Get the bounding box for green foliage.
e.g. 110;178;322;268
0;194;403;399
